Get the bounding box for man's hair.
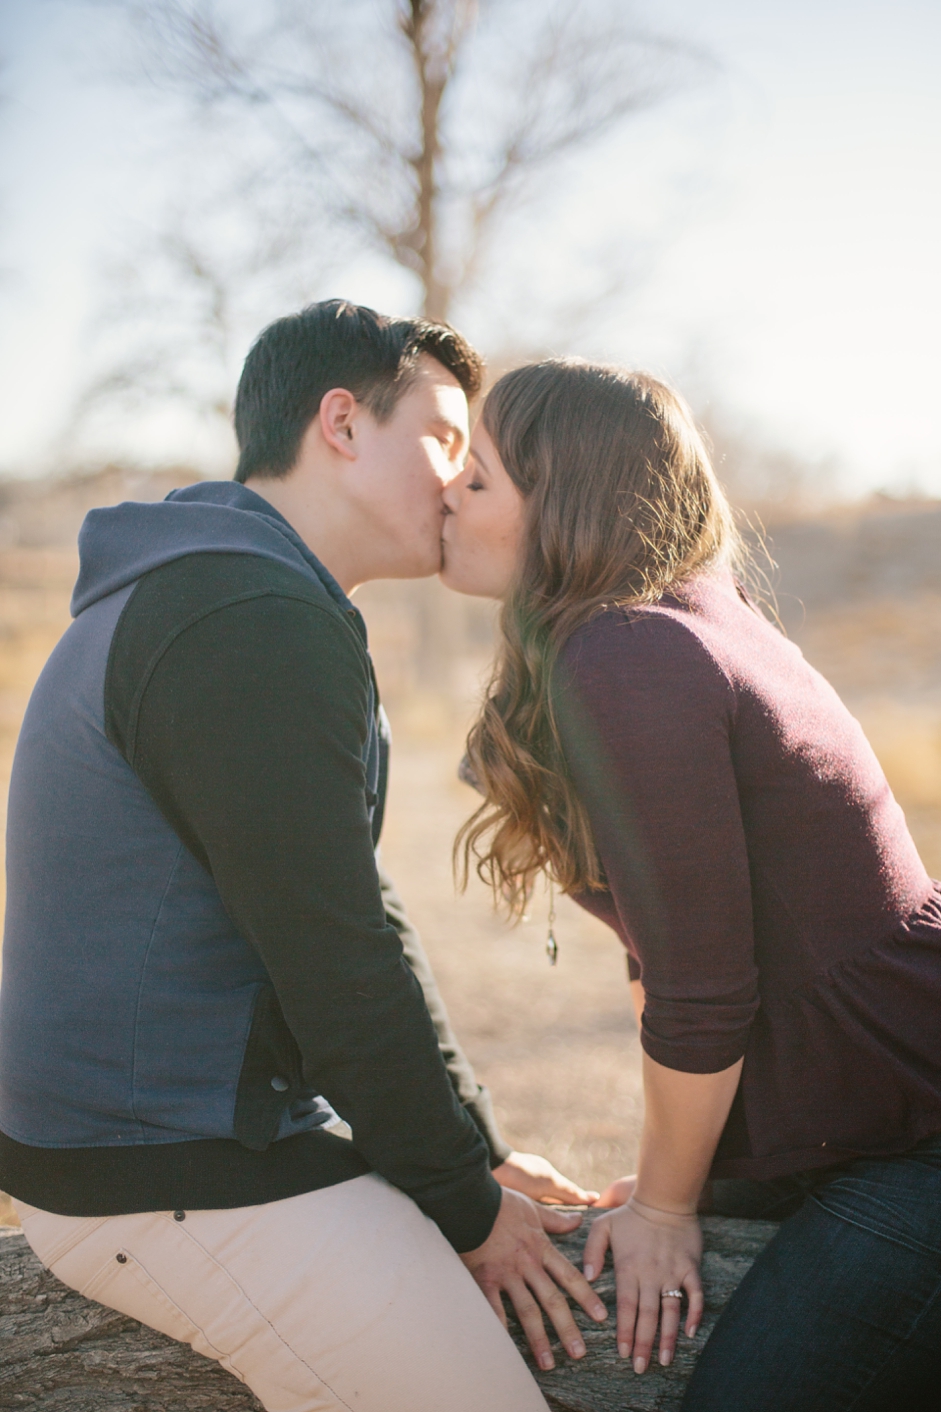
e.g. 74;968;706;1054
233;299;484;482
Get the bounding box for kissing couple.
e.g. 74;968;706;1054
4;300;941;1412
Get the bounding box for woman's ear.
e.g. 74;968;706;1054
319;388;359;460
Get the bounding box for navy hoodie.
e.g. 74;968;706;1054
0;482;502;1251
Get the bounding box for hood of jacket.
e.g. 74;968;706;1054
71;480;352;618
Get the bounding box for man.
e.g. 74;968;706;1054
0;301;607;1411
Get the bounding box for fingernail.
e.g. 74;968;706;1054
618;1342;630;1359
688;1324;699;1339
592;1302;607;1321
570;1339;585;1358
539;1352;554;1370
659;1348;673;1367
633;1355;647;1374
583;1263;595;1281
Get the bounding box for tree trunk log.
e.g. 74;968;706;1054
0;1214;776;1411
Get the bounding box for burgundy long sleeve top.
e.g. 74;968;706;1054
558;568;941;1180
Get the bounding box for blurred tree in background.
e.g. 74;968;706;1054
78;0;704;439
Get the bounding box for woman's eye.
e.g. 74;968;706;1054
468;480;484;492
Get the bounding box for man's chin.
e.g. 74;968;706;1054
384;546;443;581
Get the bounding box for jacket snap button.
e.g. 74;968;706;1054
173;1210;186;1221
116;1252;128;1264
270;1075;289;1092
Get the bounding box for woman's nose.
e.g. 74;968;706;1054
441;478;461;514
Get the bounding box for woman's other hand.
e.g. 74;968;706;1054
582;1199;703;1373
461;1188;608;1369
595;1173;637;1208
492;1150;600;1206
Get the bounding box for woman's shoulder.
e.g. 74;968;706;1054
560;575;736;678
557;602;740;733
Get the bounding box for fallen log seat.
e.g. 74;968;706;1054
0;1214;776;1411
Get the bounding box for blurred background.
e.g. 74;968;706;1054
0;0;940;1218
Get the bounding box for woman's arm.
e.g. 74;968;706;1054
583;1052;743;1373
557;613;756;1365
629;978;645;1030
634;1052;742;1213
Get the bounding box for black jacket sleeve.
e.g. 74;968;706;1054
121;583;501;1251
377;865;512;1166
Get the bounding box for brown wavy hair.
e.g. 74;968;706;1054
457;358;742;915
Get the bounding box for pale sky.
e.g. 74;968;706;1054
0;0;939;494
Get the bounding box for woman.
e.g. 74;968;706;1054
440;358;941;1410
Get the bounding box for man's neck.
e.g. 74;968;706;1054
242;474;365;594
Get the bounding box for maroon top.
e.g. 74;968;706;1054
558;569;941;1180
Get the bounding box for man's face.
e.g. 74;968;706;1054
348;355;469;579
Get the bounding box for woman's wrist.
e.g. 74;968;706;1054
628;1194;700;1227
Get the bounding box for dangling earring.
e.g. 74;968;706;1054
546;877;559;966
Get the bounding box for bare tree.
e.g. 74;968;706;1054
73;0;707;446
111;0;701;319
70;184;327;449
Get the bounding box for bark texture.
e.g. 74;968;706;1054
0;1214;776;1411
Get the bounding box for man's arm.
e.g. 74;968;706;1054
113;572;501;1252
376;865;512;1166
380;864;601;1206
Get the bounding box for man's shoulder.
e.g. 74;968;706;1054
105;551;368;760
115;549;358;655
133;548;341;617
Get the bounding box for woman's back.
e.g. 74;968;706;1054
559;568;941;1176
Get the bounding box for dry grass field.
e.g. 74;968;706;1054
1;471;941;1226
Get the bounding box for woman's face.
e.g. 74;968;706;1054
440;421;526;598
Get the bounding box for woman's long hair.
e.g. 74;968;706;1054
457;358;743;915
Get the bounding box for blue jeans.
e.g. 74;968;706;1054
682;1133;941;1411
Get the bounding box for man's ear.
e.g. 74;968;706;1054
319;388;359;461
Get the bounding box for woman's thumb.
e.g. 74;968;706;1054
582;1216;611;1282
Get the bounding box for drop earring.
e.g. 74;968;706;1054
546;878;558;966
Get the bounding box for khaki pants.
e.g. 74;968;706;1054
16;1173;549;1412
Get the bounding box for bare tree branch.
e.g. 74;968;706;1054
79;0;712;435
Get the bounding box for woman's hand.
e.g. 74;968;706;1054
461;1188;608;1369
582;1198;703;1373
492;1150;600;1205
595;1173;636;1208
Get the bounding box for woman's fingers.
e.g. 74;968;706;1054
524;1162;598;1207
546;1175;600;1205
581;1212;612;1282
614;1270;639;1360
657;1294;683;1367
630;1290;663;1373
595;1174;637;1209
491;1152;600;1206
684;1270;704;1338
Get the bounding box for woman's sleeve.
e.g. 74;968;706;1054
556;613;759;1074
